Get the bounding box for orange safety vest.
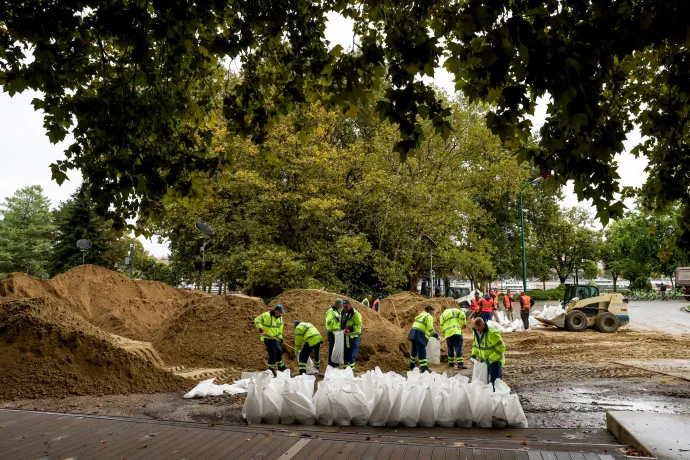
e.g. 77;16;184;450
372;299;380;312
504;295;513;309
470;299;481;312
520;295;531;311
481;298;494;313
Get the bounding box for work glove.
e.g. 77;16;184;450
470;355;476;361
259;328;264;334
432;333;439;339
345;328;351;334
279;339;284;344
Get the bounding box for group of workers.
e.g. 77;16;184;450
253;298;362;377
408;303;506;388
361;295;383;312
469;289;535;330
254;295;510;390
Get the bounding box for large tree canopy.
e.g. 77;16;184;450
2;0;689;243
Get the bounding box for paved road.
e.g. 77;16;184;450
627;300;690;334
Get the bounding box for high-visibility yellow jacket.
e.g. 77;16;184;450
254;311;283;342
440;308;466;338
471;326;506;365
341;309;363;340
362;298;370;308
411;312;437;340
295;322;323;350
325;306;341;332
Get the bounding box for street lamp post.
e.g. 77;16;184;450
520;176;545;293
195;221;214;292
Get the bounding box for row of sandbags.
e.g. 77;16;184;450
241;366;527;428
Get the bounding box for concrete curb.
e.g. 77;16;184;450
607;411;690;460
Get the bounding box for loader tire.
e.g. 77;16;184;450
595;312;620;333
565;310;588;332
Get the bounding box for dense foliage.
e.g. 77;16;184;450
2;1;690;247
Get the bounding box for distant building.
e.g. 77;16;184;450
156;256;170;265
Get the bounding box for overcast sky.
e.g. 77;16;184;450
0;14;649;257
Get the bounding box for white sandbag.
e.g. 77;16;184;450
306;358;318;376
450;374;470;386
399;384;423;427
183;378;215;398
282;388;316;425
426;337;441;365
331;330;345;365
451;383;473;428
467;381;493;428
471;360;488;384
504;394;528;428
242;373;271;424
418;386;436;427
262;381;283;424
385;383;403;427
314;382;333;426
433;386;455;427
493;378;510;394
491;393;508;428
368;383;391;426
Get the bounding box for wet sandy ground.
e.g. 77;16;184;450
3;303;689;429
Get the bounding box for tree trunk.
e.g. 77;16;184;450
670;275;674;289
543;279;546;290
408;271;419;293
613;275;618;293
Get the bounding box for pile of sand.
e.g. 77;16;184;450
269;289;410;371
0;265;201;340
0;298;189;400
383;292;458;329
153;295;269;369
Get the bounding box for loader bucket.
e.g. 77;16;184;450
536;313;566;329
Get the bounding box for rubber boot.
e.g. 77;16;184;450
421;366;429;373
278;365;288;372
409;362;415;370
458;363;468;370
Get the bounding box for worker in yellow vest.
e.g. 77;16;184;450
341;300;363;371
254;305;286;375
293;320;323;375
440;306;467;369
325;298;342;367
408;305;439;372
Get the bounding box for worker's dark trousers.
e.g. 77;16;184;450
265;339;284;370
343;336;357;371
298;342;322;374
520;309;530;330
487;362;502;390
327;332;337;367
408;329;429;372
446;334;463;365
480;311;493;323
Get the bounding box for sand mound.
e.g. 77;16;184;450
0;298;190;400
0;265;202;340
383;292;458;329
153;295;269;369
270;289;410;372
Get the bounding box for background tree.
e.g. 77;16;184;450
0;186;54;276
49;186;117;275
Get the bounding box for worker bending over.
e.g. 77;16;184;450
440;306;467;369
293;320;323;375
470;317;506;390
254;305;287;376
519;291;534;330
503;290;515;322
408;305;439;372
340;300;363;371
325;298;343;367
480;294;494;323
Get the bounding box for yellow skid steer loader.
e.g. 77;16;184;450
536;284;630;333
